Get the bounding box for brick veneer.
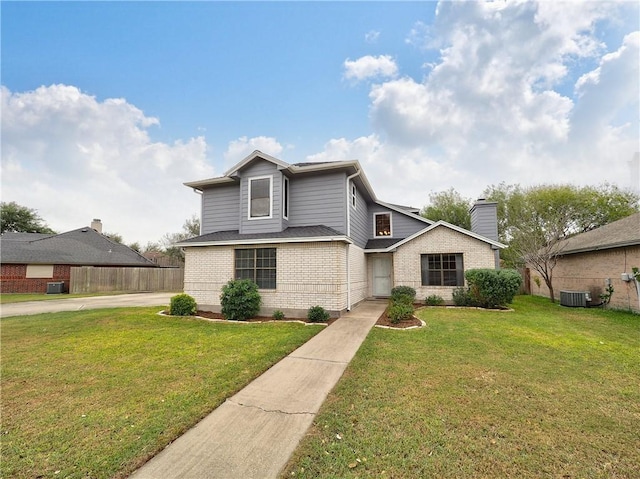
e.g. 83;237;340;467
1;264;71;293
184;241;352;316
529;245;640;313
387;226;497;301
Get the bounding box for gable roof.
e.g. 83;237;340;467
1;228;156;266
184;150;378;202
364;220;506;253
557;212;640;255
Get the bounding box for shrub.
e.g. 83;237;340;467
465;269;522;309
425;294;445;306
220;279;261;321
387;301;414;324
272;310;285;320
452;287;475;307
307;305;330;323
169;293;197;316
391;285;416;304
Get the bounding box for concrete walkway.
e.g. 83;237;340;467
130;300;386;479
0;292;174;318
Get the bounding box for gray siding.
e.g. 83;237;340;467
239;160;284;234
288;171;346;233
349;183;369;248
201;183;240;234
368;204;427;240
470;202;499;241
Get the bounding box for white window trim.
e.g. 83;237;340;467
283;176;290;220
248;175;273;220
351;183;357;209
373;212;393;237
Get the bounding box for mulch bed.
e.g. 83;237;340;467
193;310;340;325
165;309;422;329
375;309;423;329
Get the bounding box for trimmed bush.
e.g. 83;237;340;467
307;305;330;323
425;294;445;306
387;301;414;324
272;310;285;320
391;285;416;304
465;269;522;309
220;279;261;321
452;287;475;307
169;293;197;316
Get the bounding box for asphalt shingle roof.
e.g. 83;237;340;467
180;225;346;244
1;228;156;266
365;238;405;250
558;212;640;255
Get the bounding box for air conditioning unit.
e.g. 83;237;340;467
560;290;591;308
46;282;65;294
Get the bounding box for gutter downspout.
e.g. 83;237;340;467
345;171;361;312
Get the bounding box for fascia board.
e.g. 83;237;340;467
184;177;236;190
224;150;290;177
175;235;353;248
375;200;432;224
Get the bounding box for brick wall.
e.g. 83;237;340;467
391;226;497;301
530;245;640;313
1;264;71;293
183;241;350;316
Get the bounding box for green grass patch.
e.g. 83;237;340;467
0;292;132;304
284;296;640;478
1;307;321;479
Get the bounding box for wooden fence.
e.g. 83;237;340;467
70;267;184;294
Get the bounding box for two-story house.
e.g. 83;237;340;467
177;151;505;317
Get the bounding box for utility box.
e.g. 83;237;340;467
560;290;591;308
46;282;65;294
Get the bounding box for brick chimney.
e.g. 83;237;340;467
469;199;500;268
91;218;103;233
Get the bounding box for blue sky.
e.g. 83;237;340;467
2;1;639;245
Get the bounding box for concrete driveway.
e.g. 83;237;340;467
0;292;175;318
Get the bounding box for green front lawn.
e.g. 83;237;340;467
1;307;322;479
284;296;640;478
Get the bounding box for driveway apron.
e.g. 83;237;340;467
130;300;386;479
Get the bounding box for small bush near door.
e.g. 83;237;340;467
170;293;197;316
307;305;330;323
390;285;416;304
387;301;414;324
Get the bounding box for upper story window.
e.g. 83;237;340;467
351;184;357;209
374;212;392;237
283;177;290;220
248;176;272;219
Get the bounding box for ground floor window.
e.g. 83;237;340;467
421;253;464;286
235;248;276;289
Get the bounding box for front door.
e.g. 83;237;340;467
372;256;392;297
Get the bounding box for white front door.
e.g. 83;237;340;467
372;256;392;297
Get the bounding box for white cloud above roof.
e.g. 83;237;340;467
343;55;399;82
1;84;214;244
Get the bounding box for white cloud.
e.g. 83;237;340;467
312;1;639;209
223;136;285;167
365;30;380;43
0;84;215;244
343;55;399;82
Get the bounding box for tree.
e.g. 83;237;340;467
162;215;201;263
104;232;124;244
421;188;472;229
483;183;639;302
0;202;56;234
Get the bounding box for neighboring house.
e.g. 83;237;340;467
529;212;640;313
1;219;156;293
177;151;505;317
